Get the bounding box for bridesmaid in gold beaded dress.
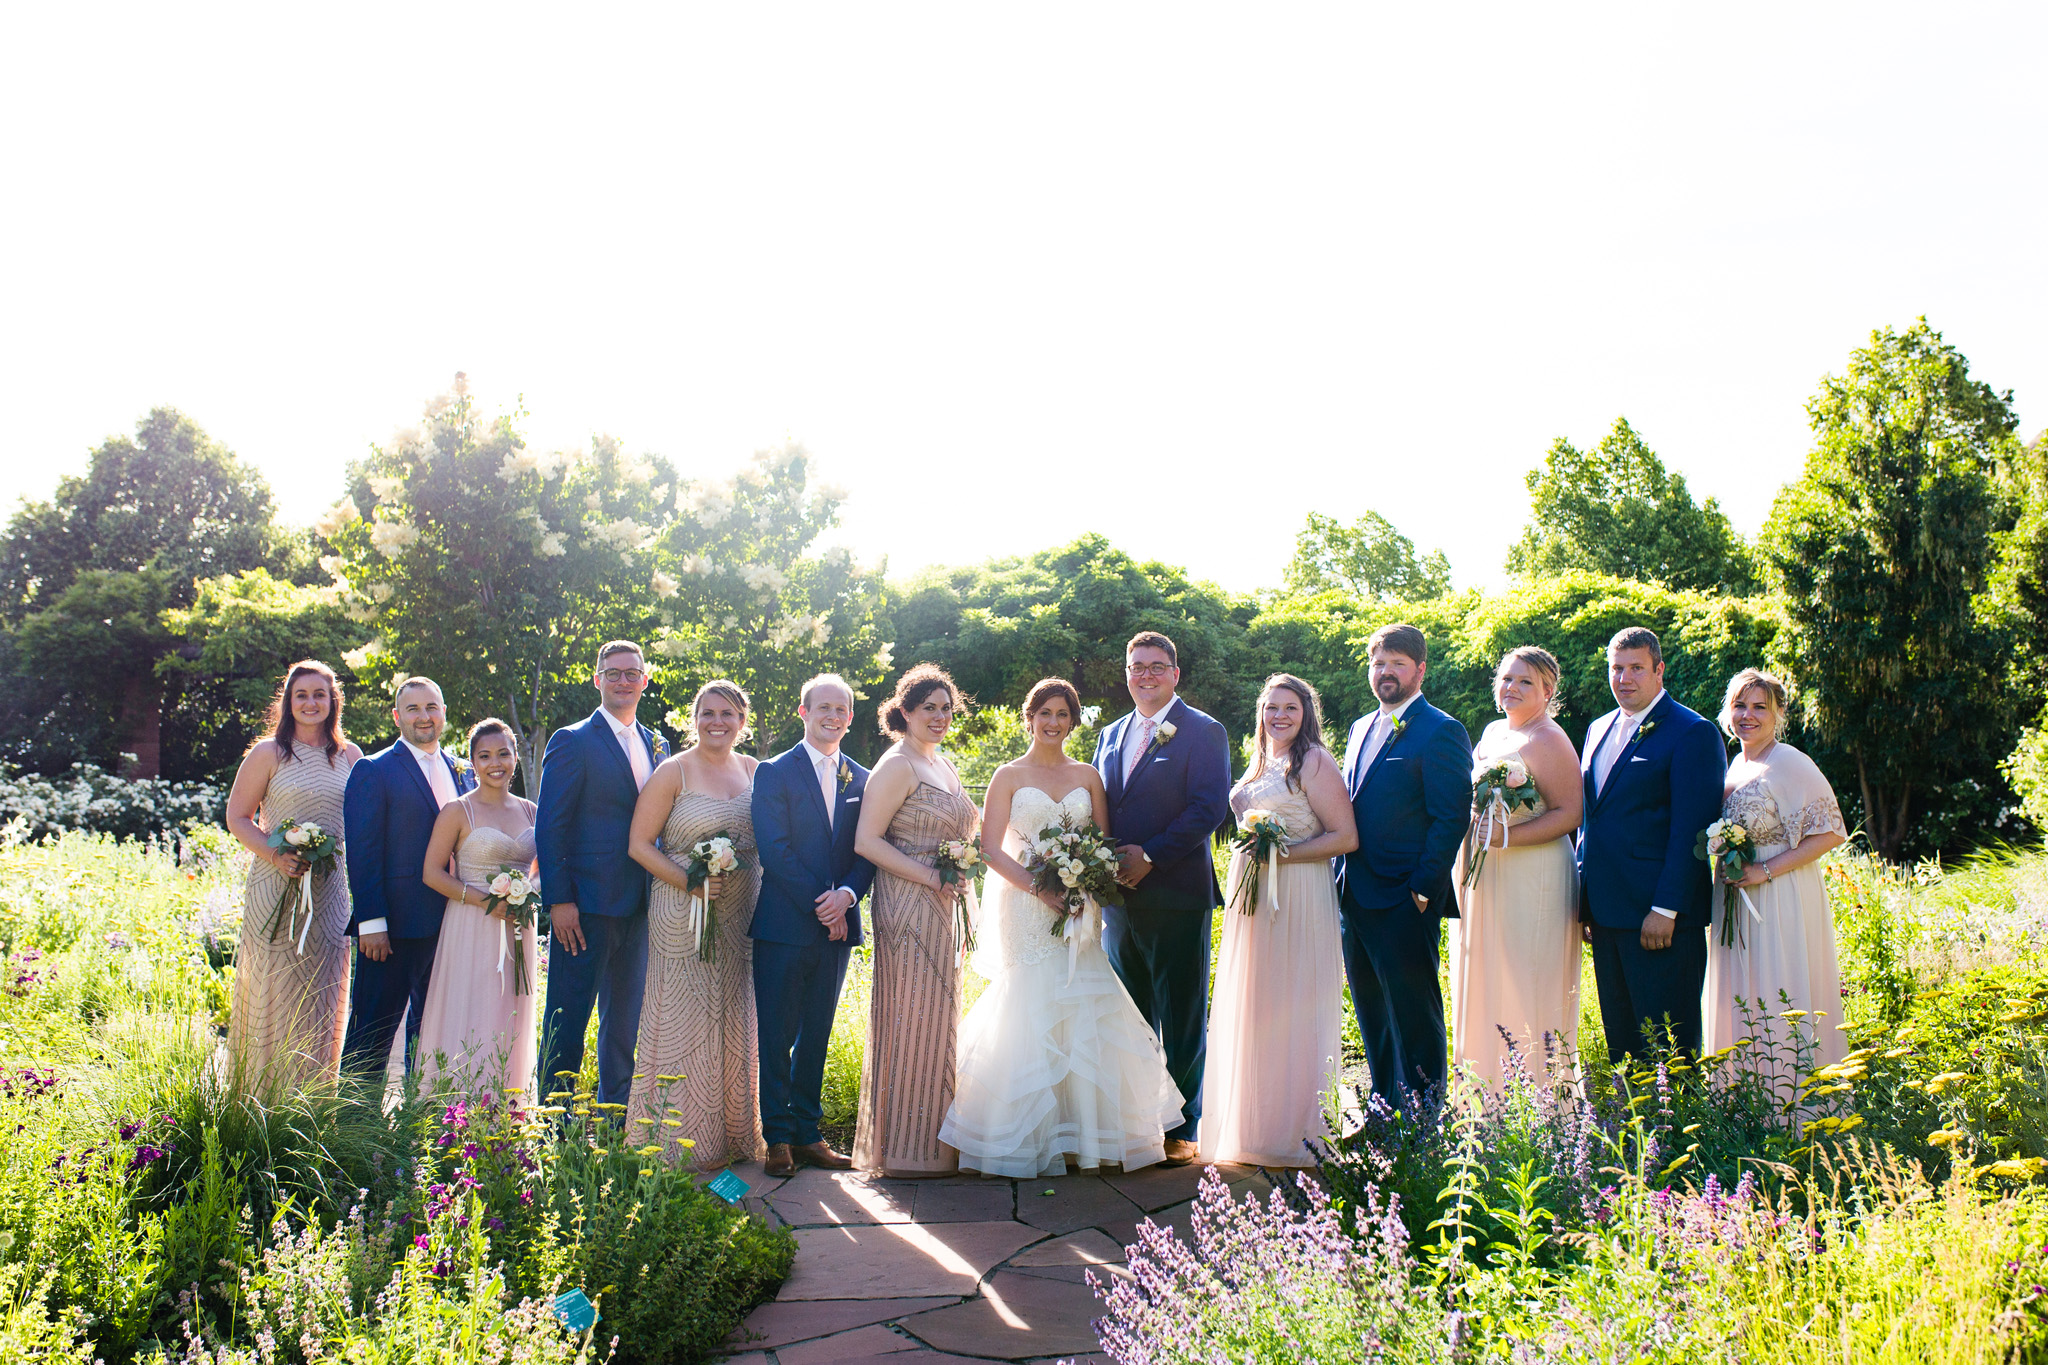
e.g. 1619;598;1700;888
625;681;767;1171
224;660;363;1087
852;663;979;1178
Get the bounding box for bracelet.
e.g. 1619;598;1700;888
1764;863;1775;881
460;886;470;905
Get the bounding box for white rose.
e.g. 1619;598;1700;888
1059;868;1081;887
1158;722;1178;741
489;873;513;896
284;826;311;847
1502;759;1528;785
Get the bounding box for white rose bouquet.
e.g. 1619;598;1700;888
1228;809;1289;916
263;819;341;954
934;837;984;961
1465;757;1542;887
481;866;542;994
683;832;745;962
1695;818;1762;947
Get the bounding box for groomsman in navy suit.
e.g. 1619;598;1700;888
536;641;668;1107
750;673;874;1177
1093;631;1231;1165
341;676;476;1076
1577;626;1727;1062
1338;623;1472;1111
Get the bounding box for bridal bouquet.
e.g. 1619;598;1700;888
1465;757;1542;887
263;819;340;954
683;833;745;962
1024;819;1125;935
1228;809;1289;915
481;867;541;995
1696;818;1762;947
934;837;983;961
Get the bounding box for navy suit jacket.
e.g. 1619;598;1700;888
1337;695;1472;916
535;710;666;920
750;744;875;947
1576;691;1727;931
1092;698;1232;909
342;742;477;938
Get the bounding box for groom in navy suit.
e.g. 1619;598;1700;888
1337;623;1472;1111
536;641;668;1107
341;676;476;1076
750;673;874;1177
1578;626;1727;1062
1093;631;1231;1165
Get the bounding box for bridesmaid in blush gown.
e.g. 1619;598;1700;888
224;660;363;1087
624;680;767;1171
852;663;978;1178
1703;669;1849;1083
1204;674;1357;1168
1448;647;1584;1090
416;719;540;1098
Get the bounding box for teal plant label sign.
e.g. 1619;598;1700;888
707;1169;750;1204
553;1289;599;1333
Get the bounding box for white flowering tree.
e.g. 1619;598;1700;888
319;376;678;779
647;441;893;756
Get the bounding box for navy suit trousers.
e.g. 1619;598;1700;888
341;934;439;1079
753;937;852;1147
1341;900;1447;1110
1103;896;1209;1142
1588;923;1706;1063
539;911;650;1107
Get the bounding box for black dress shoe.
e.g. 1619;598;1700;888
764;1143;794;1177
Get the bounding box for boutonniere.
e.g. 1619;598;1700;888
650;730;670;761
1629;718;1659;749
1150;720;1178;753
450;756;473;777
1386;716;1407;745
837;760;853;791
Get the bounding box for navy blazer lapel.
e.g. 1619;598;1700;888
392;744;440;816
1360;700;1420;793
1115;700;1180;804
588;710;638;791
1104;714;1132;807
792;746;834;834
1591;694;1669;814
829;754;856;833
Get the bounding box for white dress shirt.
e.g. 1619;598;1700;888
1593;691;1677;920
1355;691;1422;775
799;738;857;903
602;708;653;791
359;739;459;937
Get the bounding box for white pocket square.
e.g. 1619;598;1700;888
1152;755;1168;763
844;796;861;802
1629;756;1649;763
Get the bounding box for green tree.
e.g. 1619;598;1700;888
1992;431;2048;830
157;569;376;778
1284;510;1452;601
0;567;175;773
890;533;1265;768
1761;320;2024;861
1507;417;1759;593
645;441;893;757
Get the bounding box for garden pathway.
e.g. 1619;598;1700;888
714;1158;1274;1364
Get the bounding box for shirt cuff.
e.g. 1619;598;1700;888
358;918;388;936
837;886;858;904
1648;906;1677;920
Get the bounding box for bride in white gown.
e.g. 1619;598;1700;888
940;678;1186;1178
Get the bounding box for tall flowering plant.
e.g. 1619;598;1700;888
481;867;541;994
1227;810;1288;915
1696;818;1762;947
682;833;744;962
263;818;340;954
1465;757;1541;887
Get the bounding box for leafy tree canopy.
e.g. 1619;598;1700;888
1507;417;1758;594
1284;511;1451;601
1762;318;2023;860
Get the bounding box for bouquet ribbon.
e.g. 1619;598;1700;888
1062;892;1101;987
690;891;709;961
954;881;979;970
294;875;316;956
1735;884;1762;924
497;918;511;994
1465;792;1510;888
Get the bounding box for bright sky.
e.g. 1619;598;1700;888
3;4;2042;596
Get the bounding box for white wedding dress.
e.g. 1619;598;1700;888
938;786;1186;1177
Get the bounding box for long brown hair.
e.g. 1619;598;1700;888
881;663;964;737
1249;672;1325;791
263;660;347;765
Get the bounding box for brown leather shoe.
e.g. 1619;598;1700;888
764;1143;795;1177
792;1139;853;1170
1159;1138;1200;1168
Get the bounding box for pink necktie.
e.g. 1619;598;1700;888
1126;718;1156;781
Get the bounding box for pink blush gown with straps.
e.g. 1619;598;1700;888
415;803;540;1099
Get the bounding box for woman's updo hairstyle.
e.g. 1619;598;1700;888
881;662;963;737
1495;645;1564;717
1718;668;1792;741
1020;677;1082;728
467;717;518;757
688;678;753;745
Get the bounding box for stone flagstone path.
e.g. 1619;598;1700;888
714;1159;1274;1364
